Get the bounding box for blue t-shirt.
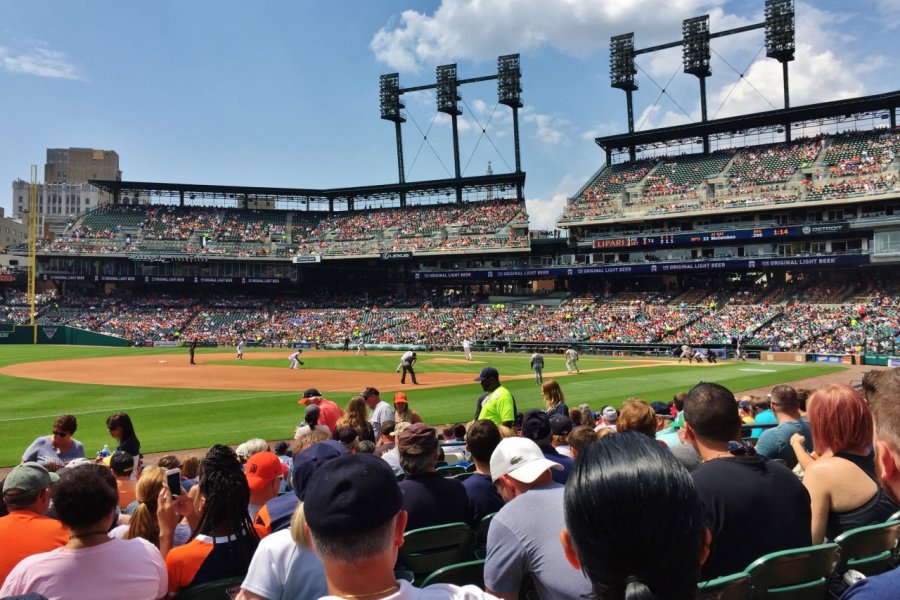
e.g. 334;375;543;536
21;435;85;468
462;473;504;525
842;567;900;599
756;419;812;468
751;409;777;439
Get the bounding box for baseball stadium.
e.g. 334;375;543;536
2;0;900;596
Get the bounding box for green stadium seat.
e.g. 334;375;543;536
834;520;900;576
421;559;486;589
744;542;840;599
397;522;474;585
696;571;752;600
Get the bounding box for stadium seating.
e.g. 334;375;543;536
744;543;840;599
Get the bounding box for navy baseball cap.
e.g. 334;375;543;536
521;409;552;441
474;367;499;382
304;453;403;537
291;440;347;501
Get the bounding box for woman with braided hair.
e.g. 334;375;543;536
560;432;711;600
164;444;260;595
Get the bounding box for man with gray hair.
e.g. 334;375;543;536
305;453;495;599
396;423;470;531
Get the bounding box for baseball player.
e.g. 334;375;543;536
565;347;580;374
462;338;473;361
399;350;418;384
289;349;304;369
678;343;693;364
236;340;244;360
530;351;545;384
356;338;367;357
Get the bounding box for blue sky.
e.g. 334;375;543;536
1;1;897;229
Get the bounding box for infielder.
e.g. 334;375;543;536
462;338;473;361
236;340;244;360
289;350;304;369
565;347;580;374
678;343;693;364
356;338;367;357
530;351;544;384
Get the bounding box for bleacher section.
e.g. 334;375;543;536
561;129;900;225
47;199;529;259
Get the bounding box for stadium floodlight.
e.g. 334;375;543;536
682;15;711;78
497;54;522;108
764;0;795;62
436;64;462;115
609;33;638;91
379;73;405;123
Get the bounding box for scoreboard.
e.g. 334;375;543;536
592;223;849;249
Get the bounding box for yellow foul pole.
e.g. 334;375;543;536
28;165;38;344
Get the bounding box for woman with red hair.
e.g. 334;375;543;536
790;384;897;543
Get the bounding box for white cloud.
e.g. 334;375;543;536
875;0;900;29
0;45;83;80
521;107;569;145
371;0;727;73
527;193;568;230
527;174;583;230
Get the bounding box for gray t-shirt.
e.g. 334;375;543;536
22;436;85;469
241;529;328;600
370;401;396;440
756;419;812;468
484;483;592;599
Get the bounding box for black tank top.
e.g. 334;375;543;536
825;451;898;541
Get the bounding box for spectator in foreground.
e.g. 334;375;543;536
397;423;470;530
392;392;422;425
463;420;505;524
521;410;572;484
561;432;710;600
374;420;396;456
0;465;167;600
305;453;494;599
106;412;141;457
844;369;900;598
485;437;591;600
791;384;897;544
475;367;516;427
21;414;85;471
616;399;657;439
0;463;68;584
254;440;347;536
362;387;395;441
246;451;284;520
109;451;137;510
238;444;344;600
295;404;330;439
165;445;260;595
683;382;811;580
298;389;343;433
549;415;573;457
115;465;193;558
542;380;569;417
566;426;598;460
333;396;375;443
756;385;813;467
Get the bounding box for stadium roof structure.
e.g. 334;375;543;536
596;90;900;162
90;171;525;210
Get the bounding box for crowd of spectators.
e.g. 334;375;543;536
3;282;900;353
5;371;900;599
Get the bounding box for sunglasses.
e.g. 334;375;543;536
52;430;70;437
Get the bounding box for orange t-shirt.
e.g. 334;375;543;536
0;510;70;583
116;478;137;510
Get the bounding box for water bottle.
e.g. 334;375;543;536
98;444;111;459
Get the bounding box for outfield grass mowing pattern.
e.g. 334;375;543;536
0;346;845;467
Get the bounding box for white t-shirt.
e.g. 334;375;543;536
241;529;328;600
0;537;167;600
320;580;499;599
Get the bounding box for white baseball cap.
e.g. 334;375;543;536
489;437;562;483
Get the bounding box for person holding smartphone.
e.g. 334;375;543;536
21;415;85;471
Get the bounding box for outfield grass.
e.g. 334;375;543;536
0;345;846;467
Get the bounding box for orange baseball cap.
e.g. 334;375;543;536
245;451;282;492
394;392;408;404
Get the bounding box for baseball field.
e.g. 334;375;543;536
0;345;848;467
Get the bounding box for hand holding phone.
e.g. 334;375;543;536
165;468;181;496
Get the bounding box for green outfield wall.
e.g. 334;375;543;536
0;324;130;347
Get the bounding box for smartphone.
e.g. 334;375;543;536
165;468;181;496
